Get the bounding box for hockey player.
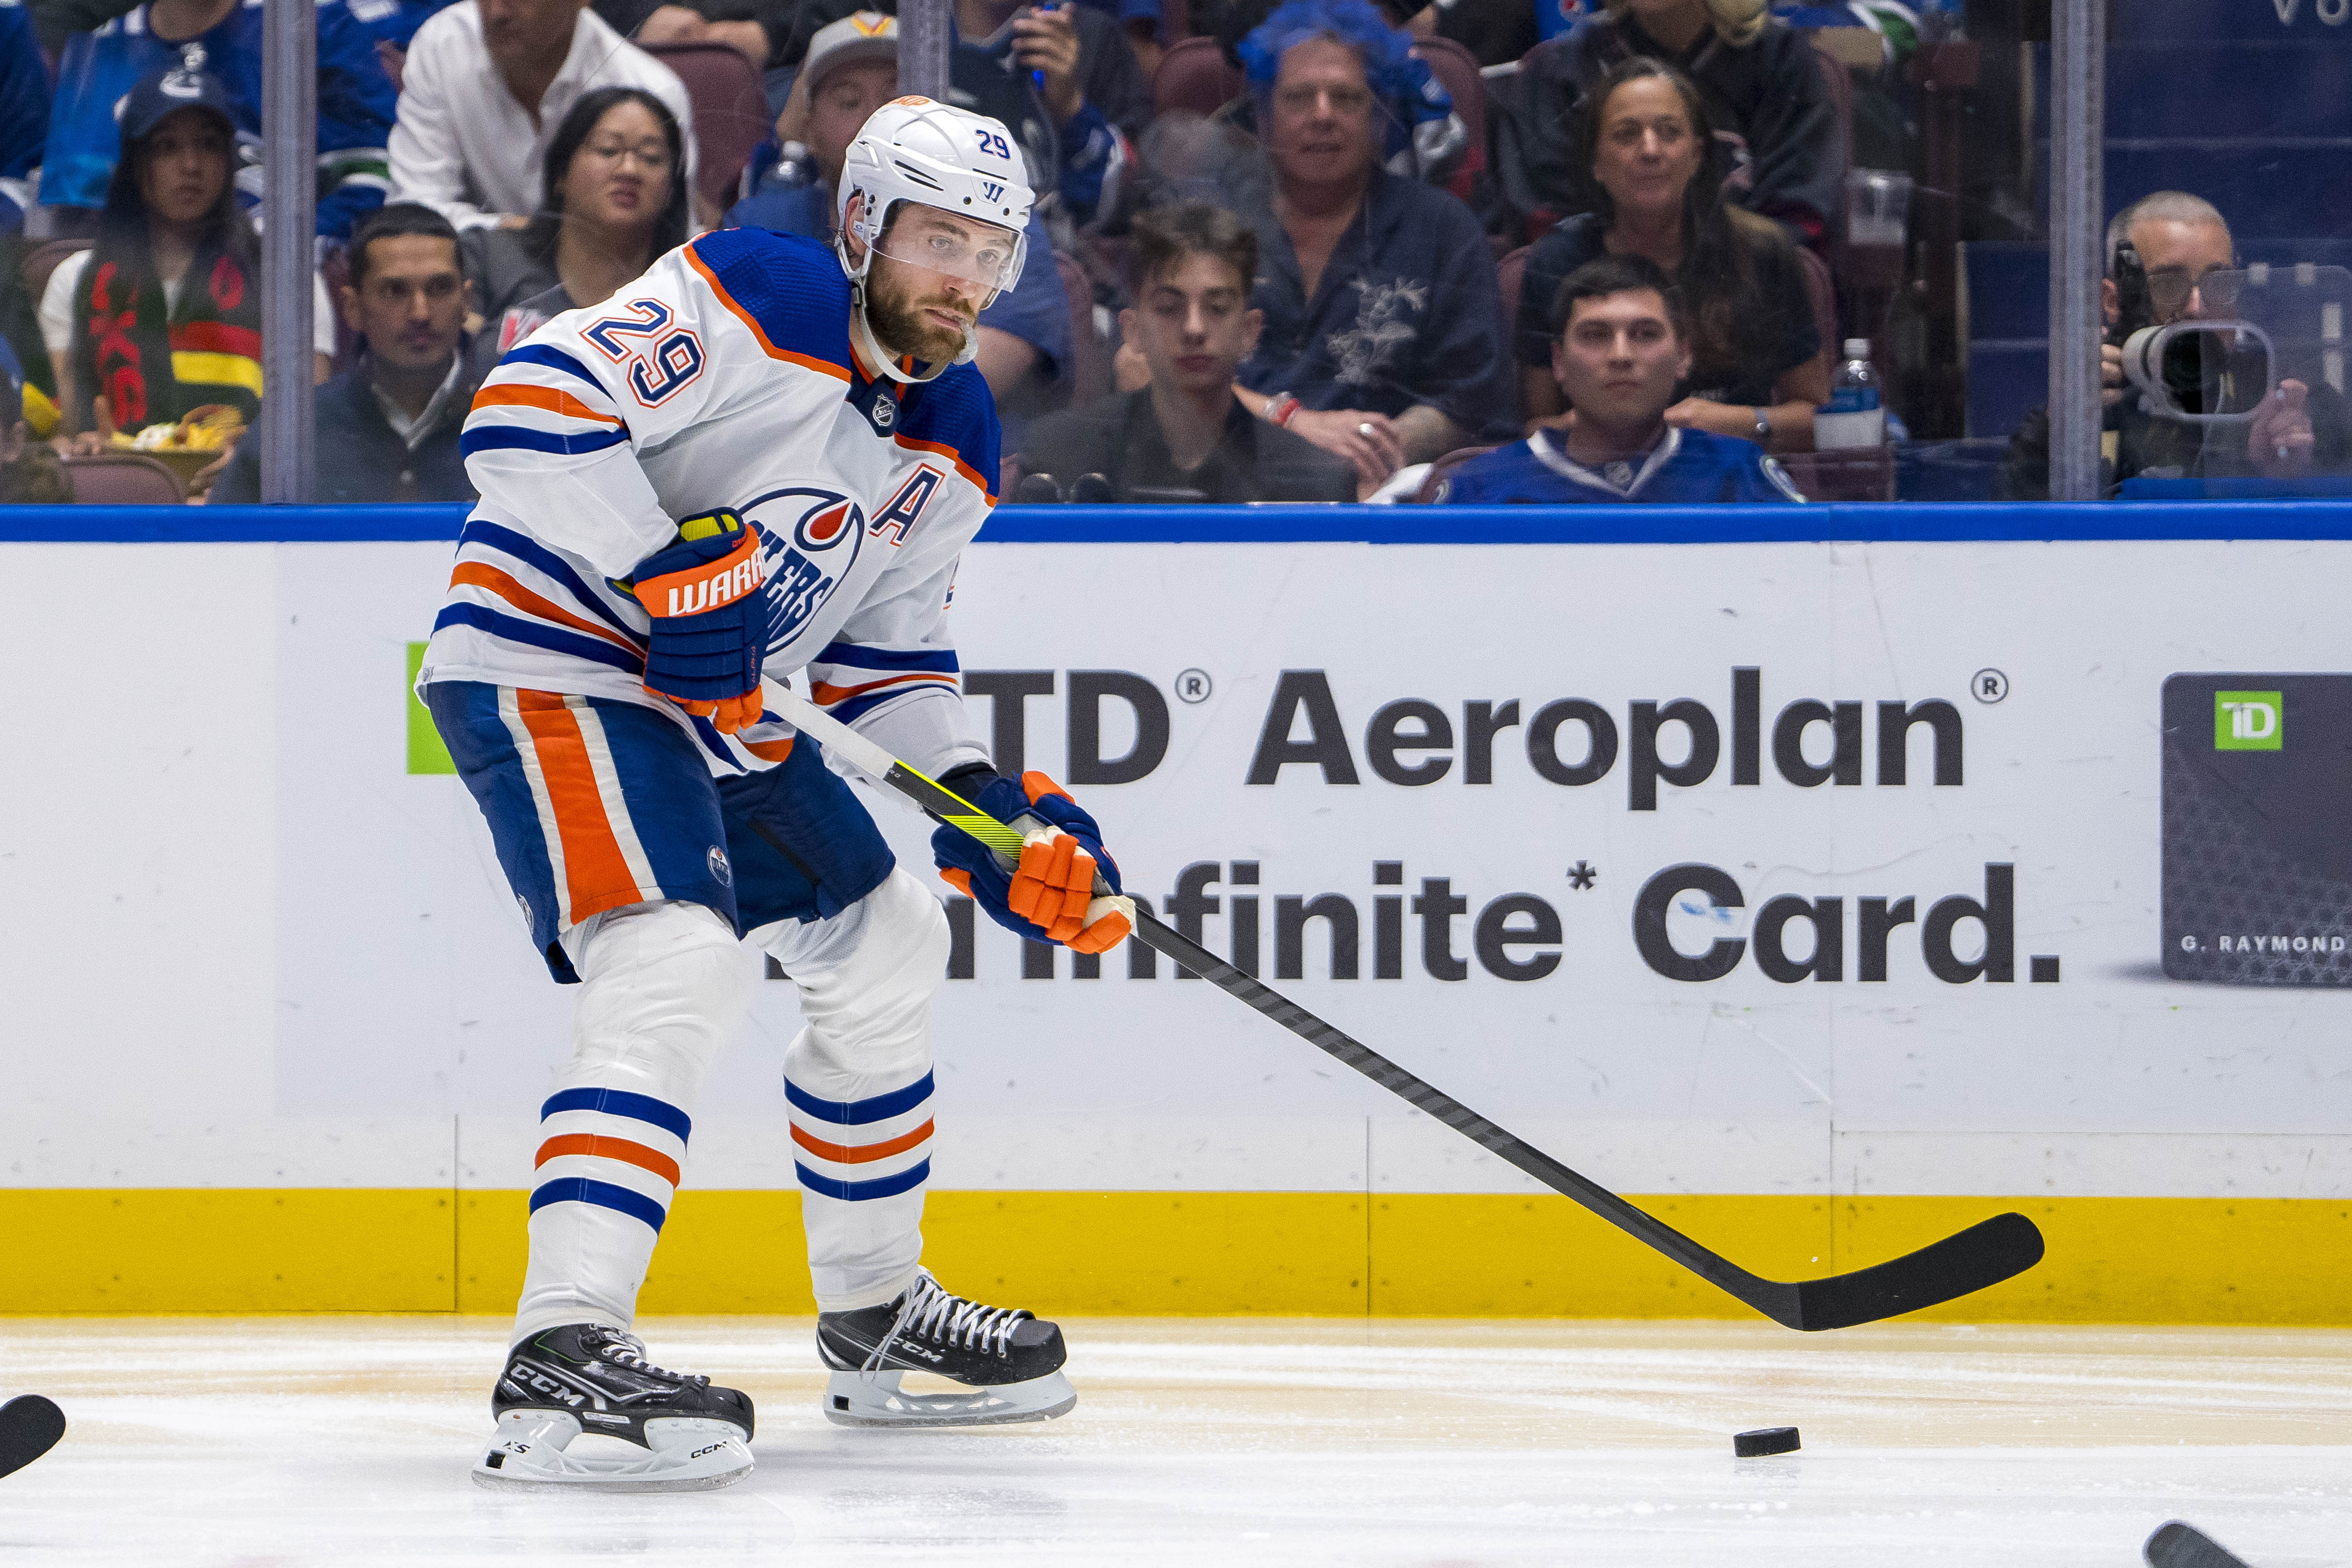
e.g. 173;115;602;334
418;96;1134;1492
1435;254;1806;506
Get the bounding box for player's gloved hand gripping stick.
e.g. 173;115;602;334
627;509;774;735
766;684;2045;1332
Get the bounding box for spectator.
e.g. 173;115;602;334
2;238;60;439
1016;201;1355;501
41;67;335;446
1514;57;1825;450
621;0;781;74
1501;0;1841;246
0;338;73;503
465;85;691;357
954;0;1152;223
1436;254;1802;503
1405;0;1534;69
728;13;1069;423
2000;192;2349;499
213;204;478;503
0;0;51;234
1228;0;1518;489
42;3;397;241
1206;0;1466;187
388;0;695;233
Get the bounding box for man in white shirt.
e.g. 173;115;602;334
389;0;695;232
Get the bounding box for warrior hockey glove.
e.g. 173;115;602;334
933;770;1132;954
628;509;773;735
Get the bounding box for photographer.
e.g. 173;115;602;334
2001;192;2349;500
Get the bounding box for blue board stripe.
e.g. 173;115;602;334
540;1086;694;1143
794;1158;930;1202
529;1177;669;1232
498;343;613;402
458;519;643;641
16;500;2352;545
461;424;628;458
812;642;961;673
430;603;646;674
784;1070;935;1127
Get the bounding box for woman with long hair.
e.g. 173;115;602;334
464;85;691;352
40;65;332;448
1514;55;1826;449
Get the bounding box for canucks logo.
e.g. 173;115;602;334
740;486;866;653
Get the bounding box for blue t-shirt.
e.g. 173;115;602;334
42;0;396;240
1436;427;1806;504
0;2;50;232
1239;167;1521;444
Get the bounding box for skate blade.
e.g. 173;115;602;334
822;1368;1076;1428
470;1411;753;1492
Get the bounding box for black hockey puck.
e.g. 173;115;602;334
1733;1426;1800;1458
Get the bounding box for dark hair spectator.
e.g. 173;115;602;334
215;202;479;504
466;85;690;355
388;0;695;233
1434;251;1802;504
0;339;73;503
0;0;51;234
1513;56;1826;450
1017;201;1354;502
1497;0;1841;246
41;0;397;241
40;67;334;452
1227;0;1518;490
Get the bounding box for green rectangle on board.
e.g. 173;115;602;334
406;642;454;775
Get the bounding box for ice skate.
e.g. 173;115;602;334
816;1269;1076;1427
472;1324;755;1492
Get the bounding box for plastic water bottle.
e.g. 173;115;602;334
1814;339;1885;450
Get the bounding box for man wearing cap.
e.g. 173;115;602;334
730;11;1071;437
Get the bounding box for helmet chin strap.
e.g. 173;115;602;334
848;280;978;385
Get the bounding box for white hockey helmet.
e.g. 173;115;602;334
835;96;1033;314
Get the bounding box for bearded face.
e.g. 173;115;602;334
862;256;981;365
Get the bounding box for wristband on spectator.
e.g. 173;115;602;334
1263;391;1302;428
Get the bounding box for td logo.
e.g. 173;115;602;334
2214;690;2283;750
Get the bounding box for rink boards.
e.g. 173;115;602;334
4;502;2352;1319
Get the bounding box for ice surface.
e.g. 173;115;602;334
0;1317;2344;1566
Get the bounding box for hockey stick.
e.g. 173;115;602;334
2146;1522;2252;1568
764;684;2045;1331
0;1396;65;1480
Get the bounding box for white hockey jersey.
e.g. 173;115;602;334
417;227;1000;780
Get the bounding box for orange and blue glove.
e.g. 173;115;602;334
628;509;773;735
933;769;1132;954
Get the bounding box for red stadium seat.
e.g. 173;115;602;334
1410;36;1485;170
1414;443;1503;503
642;41;773;211
23;238;91;307
62;453;186;505
1497;243;1531;335
1153;36;1243;119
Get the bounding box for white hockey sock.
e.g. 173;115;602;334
752;868;950;1312
512;900;753;1345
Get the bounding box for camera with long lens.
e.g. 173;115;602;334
2109;243;2273;423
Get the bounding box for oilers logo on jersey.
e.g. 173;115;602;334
745;486;867;652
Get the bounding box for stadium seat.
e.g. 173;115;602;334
1777;447;1895;501
1497;243;1530;335
1412;443;1502;502
319;244;360;375
1410;37;1485;168
62;453;185;505
1153;36;1243;119
1795;242;1839;387
23;238;91;307
642;41;773;211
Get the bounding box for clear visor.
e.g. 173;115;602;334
871;205;1023;293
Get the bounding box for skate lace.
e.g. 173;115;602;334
593;1327;708;1388
864;1270;1031;1372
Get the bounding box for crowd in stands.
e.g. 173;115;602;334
0;0;2340;505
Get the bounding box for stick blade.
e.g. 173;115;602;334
0;1395;65;1480
1788;1211;2045;1331
2145;1522;2250;1568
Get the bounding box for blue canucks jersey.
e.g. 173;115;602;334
1436;427;1807;505
42;0;395;240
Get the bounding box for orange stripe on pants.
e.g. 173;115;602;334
535;1132;682;1187
515;690;646;926
791;1118;935;1165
